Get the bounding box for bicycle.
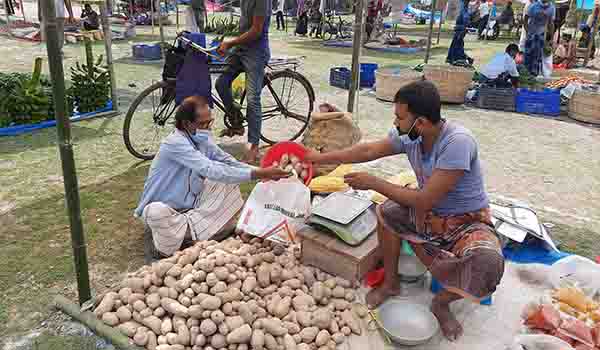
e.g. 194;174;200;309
123;33;316;160
321;11;353;41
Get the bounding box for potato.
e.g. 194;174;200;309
210;334;227;348
280;154;290;168
154;307;166;318
262;318;287;337
134;329;149;346
94;292;117;317
283;334;297;350
257;265;271;288
340;310;360;335
252;329;266;349
201;296;222;310
227;324;252;344
300;170;308;180
147;331;158;350
315;330;330;347
161;298;189;318
124;277;145;293
200;319;218;336
142;316;162;335
289;155;300;166
264;333;278;350
299;327;319;343
116;306;132;322
211;310;226;324
102;312;119;326
161;318;173;335
341;326;351;336
118;321;142;337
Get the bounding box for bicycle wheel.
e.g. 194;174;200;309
340;20;353;39
123;80;177;160
322;22;334;41
259;70;314;145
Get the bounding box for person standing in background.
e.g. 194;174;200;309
191;0;206;32
523;0;555;76
275;0;285;30
447;0;473;65
519;0;533;50
38;0;75;54
216;0;272;163
295;0;309;35
477;0;490;39
81;4;100;30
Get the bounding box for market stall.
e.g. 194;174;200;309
0;0;119;136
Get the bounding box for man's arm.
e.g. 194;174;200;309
307;139;398;165
369;169;465;212
523;14;528;32
223;15;266;47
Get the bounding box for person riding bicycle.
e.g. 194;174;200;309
215;0;272;163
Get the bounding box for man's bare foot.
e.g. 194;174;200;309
431;295;463;341
243;145;259;164
219;128;245;138
366;283;402;309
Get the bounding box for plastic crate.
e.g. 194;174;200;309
132;43;162;61
360;63;378;88
329;67;352;89
516;88;561;116
476;86;516;112
330;63;379;90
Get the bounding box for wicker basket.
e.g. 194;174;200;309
423;65;474;103
568;89;600;125
375;67;424;102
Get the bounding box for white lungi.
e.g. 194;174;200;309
142;181;243;256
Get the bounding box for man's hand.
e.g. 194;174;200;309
217;40;232;57
254;166;291;181
67;15;76;24
303;150;323;164
343;172;381;191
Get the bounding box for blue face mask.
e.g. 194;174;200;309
190;129;211;142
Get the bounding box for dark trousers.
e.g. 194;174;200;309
478;14;489;37
276;11;285;30
5;0;15;15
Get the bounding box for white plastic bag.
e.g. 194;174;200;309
509;334;574;350
548;255;600;296
237;176;311;245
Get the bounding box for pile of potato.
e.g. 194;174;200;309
271;154;310;182
94;236;367;350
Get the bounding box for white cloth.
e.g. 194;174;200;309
479;2;489;17
277;0;285;12
142;181;243;256
480;52;520;79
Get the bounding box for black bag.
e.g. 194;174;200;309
162;42;187;81
296;14;308;35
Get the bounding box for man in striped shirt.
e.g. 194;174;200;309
306;81;504;341
135;96;290;263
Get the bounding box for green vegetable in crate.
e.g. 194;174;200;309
0;58;57;127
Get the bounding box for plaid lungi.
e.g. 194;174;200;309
379;200;505;302
142;181;243;256
524;32;545;77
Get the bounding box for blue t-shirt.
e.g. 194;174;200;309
239;0;271;53
527;1;555;36
388;121;489;216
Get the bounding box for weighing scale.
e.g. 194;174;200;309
308;191;376;246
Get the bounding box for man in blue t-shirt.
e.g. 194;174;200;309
306;80;504;341
216;0;271;163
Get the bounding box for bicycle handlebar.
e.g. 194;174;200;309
177;34;222;60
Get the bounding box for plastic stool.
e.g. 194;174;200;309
430;278;492;305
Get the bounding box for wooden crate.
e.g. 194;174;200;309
298;226;381;283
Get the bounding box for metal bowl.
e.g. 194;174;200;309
397;254;427;282
377;299;439;346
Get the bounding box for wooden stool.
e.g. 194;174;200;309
298;226;381;284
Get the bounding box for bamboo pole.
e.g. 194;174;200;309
176;0;179;31
347;0;366;113
584;6;599;66
437;10;443;44
100;1;119;112
40;0;91;306
158;0;165;44
424;0;438;63
54;295;145;350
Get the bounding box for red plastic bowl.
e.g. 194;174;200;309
261;141;314;185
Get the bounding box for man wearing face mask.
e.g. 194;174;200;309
135;96;290;263
305;80;504;342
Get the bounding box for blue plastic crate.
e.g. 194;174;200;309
330;63;379;90
329;67;352;89
132;43;162;61
360;63;378;88
516;88;561;116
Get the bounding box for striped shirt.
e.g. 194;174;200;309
134;130;253;217
388;121;489;216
